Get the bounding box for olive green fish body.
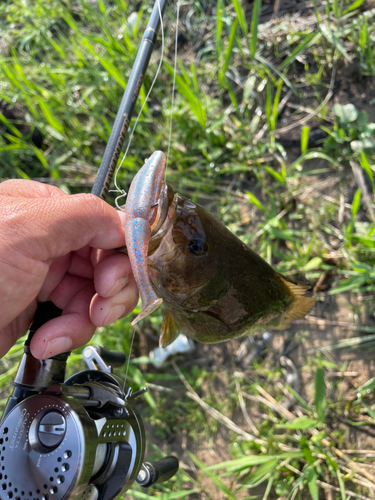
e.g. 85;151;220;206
148;192;314;347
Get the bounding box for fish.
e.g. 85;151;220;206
122;151;315;347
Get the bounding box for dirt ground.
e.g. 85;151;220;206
141;290;375;499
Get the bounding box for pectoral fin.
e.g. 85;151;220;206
160;310;180;348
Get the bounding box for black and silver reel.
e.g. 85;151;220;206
0;304;178;500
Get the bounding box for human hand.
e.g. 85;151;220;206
0;180;138;360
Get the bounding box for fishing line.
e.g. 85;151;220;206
119;0;165;393
165;0;180;179
111;0;165;210
119;0;181;393
122;326;136;394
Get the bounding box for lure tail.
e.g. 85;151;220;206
125;218;163;325
124;151;166;325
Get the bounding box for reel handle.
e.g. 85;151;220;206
82;345;126;373
136;456;179;488
91;346;126;367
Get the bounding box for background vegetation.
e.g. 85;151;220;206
1;0;375;498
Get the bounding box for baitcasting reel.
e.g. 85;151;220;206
0;303;178;500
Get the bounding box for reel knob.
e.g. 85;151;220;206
136;457;179;488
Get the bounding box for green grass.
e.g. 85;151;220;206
1;0;375;498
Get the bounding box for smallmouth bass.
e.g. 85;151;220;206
147;185;315;347
121;152;315;347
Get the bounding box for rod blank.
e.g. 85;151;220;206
92;0;168;199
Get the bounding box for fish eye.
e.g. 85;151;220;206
188;238;208;256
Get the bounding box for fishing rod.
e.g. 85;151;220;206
92;0;168;199
0;2;179;499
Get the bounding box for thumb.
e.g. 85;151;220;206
0;182;126;262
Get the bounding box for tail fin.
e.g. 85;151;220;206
275;273;315;329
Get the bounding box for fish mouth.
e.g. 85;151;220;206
117;182;174;257
147;191;215;302
150;182;174;235
148;182;175;255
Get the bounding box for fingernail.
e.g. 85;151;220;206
105;304;126;324
115;277;129;292
107;277;129;296
44;337;73;358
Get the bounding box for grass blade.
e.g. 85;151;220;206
250;0;261;58
300;125;310;154
360;150;373;184
206;453;303;473
36;97;65;135
280;32;319;71
265;166;286;184
0;113;22;138
128;490;199;499
131;366;157;411
320;333;375;351
255;54;296;93
270;79;283;131
278;416;320;430
0;365;17;386
232;0;247;37
346;187;361;235
216;0;224;51
342;0;366;15
262;475;274;500
247;191;265;211
336;469;346;500
188;451;237;500
351;187;361;217
320;24;352;62
216;0;224;85
80;37;127;88
165;62;206;127
249;459;278;485
0;58;23;91
32;146;49;170
223;18;238;75
283;383;312;413
307;468;319;500
290;151;343;171
265;82;272;130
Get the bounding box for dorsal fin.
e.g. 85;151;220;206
275;273;315;329
276;273;311;296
